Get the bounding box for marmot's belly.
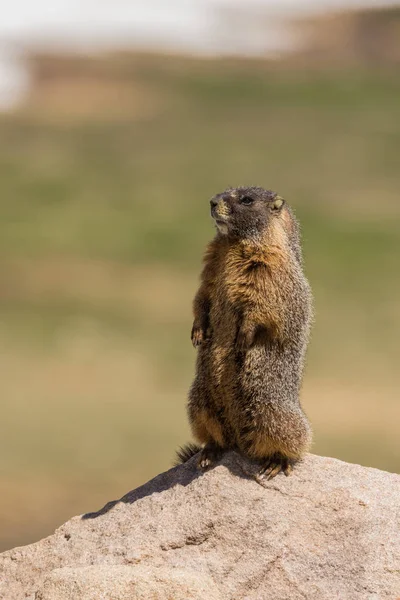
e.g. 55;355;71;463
206;305;239;407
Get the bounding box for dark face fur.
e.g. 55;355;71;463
210;186;285;239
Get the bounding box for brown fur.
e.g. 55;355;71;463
184;186;313;481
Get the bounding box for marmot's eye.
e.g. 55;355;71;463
240;196;254;206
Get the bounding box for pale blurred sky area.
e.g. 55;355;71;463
0;0;399;107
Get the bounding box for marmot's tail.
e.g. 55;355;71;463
174;443;201;465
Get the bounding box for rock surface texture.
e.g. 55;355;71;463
1;453;399;600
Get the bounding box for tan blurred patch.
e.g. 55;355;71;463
0;257;194;322
18;79;166;123
303;380;400;439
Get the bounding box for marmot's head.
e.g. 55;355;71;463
210;186;288;240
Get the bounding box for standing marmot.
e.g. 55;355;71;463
178;186;313;483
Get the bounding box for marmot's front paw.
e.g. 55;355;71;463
191;325;205;348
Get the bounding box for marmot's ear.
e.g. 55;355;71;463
270;196;284;211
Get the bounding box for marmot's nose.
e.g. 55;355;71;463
210;198;219;217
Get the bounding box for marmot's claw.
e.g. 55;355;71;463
191;327;204;348
283;463;293;476
255;454;293;485
198;453;213;470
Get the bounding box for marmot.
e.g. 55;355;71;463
178;186;313;483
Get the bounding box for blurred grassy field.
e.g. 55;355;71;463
1;54;400;551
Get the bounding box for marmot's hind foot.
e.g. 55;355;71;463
198;443;225;470
255;453;294;485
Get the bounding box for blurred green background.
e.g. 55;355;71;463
1;6;400;552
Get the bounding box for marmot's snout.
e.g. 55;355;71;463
210;197;231;222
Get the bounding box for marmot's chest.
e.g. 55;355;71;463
217;245;268;303
210;249;257;331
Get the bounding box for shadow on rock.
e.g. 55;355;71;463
82;450;254;520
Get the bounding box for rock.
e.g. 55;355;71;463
35;565;221;600
0;453;399;600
